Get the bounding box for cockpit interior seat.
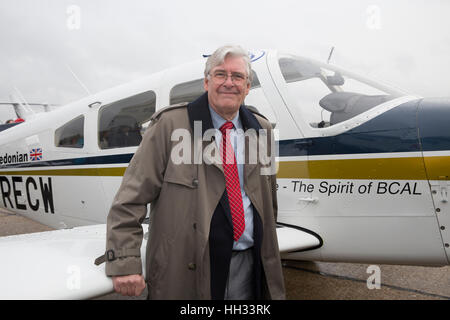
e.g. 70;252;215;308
319;92;391;125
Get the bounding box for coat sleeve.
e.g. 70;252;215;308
105;115;170;276
270;172;278;222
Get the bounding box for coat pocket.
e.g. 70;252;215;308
163;162;198;188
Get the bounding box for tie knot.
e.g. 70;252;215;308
219;121;234;134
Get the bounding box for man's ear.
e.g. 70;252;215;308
203;78;209;92
245;81;251;95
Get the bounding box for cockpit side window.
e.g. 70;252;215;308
98;90;156;149
279;56;398;128
55;115;84;148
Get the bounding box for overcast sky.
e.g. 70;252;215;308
1;0;449;121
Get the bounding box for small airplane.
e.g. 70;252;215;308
0;49;449;299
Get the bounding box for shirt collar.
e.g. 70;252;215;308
208;105;242;130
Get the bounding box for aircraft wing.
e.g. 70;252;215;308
0;222;319;299
276;224;322;253
0;224;148;300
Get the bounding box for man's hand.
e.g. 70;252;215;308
112;274;146;296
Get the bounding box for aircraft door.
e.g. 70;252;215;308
263;51;321;241
51;114;109;226
418;98;450;263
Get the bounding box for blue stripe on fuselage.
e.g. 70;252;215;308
0;153;134;170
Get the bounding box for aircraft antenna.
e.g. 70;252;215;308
327;46;335;64
66;64;91;95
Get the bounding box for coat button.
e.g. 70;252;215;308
192;179;199;187
188;262;196;270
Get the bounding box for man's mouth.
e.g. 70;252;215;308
218;91;239;95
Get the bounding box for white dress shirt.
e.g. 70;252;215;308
209;105;254;250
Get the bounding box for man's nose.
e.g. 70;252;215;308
222;75;235;86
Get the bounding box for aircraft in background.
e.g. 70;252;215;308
0;49;449;299
0;101;59;130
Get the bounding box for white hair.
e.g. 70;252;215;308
204;45;253;84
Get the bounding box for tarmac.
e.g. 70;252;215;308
1;208;449;300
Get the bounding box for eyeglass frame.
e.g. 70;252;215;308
207;70;249;86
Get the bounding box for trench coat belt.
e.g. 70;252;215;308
94;248;141;266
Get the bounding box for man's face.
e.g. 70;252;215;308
204;55;251;120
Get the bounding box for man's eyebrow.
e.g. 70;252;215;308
213;69;245;75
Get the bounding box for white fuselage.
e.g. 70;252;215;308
1;50;448;266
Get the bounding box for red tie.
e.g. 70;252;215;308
220;121;245;241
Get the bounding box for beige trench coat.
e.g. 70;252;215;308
105;94;286;299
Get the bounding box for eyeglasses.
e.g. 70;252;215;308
209;71;248;85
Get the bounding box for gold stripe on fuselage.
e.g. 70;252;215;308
422;156;450;181
0;167;126;176
277;157;429;180
0;156;449;180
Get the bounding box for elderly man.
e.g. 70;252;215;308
103;45;285;300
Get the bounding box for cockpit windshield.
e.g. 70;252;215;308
278;55;406;128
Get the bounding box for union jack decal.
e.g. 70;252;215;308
29;148;43;161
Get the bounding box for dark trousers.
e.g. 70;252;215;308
209;193;264;300
224;248;255;300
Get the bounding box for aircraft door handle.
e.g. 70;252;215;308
439;186;448;203
438;178;448;203
441;189;448;203
298;197;318;203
